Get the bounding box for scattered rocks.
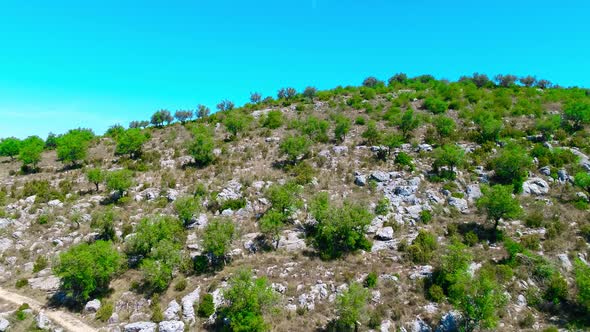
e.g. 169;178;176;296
158;321;185;332
557;169;569;182
410;318;432;332
124;321;157;332
0;238;14;253
410;265;433;280
278;230;306;251
539;166;551;176
217;180;242;202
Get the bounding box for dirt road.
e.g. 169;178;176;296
0;287;97;332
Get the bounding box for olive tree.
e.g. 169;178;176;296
106;169;134;200
250;92;262;104
216;99;234;112
279;135;310;162
174;110;194;124
151;110;173;127
197;104;211;119
303;86;317;101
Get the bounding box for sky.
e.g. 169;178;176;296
0;0;589;138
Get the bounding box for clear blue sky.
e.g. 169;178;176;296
1;0;589;138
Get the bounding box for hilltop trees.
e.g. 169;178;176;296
494;74;518;87
197;104;211;119
0;137;21;160
216;99;235;112
174;110;193;124
53;240;122;304
115;128;149;159
151;110;173;127
250;92;262;104
277;87;297;100
303;86;318;101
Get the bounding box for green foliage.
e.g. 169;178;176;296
335;282;369;329
221;269;279;332
95;301;114;322
106;169;134;196
433;144;464;177
334;115;351;142
189;129;215;166
151;109;173;127
279;135;309;162
476;185;522;231
310;196;373;260
536;115;561;139
575;172;590;191
202;218;235;264
259;210;286;249
574;258;590;311
408;230;437;263
219;198;247;211
57;130;93;165
564;101;590;130
459;272;507;331
174;196;201;226
394;152;414;170
490;145;532;191
86;167;105;191
33;255;48;273
53;240;123;303
399;109;419;138
115;128;149;159
266;182;303;217
140;258;173;293
361;121;381;145
262;110;283;129
198;293;216;318
424;97;449;114
126;216;185;258
174;110;194;124
544;273;568;304
300;116;329;142
224;111;253;139
0;137;21;159
420;210;432;224
19;135;45;169
434;115;456;139
364;272;378;288
15;278;28;288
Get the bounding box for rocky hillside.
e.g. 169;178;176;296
1;74;590;332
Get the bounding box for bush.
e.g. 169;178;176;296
188;129;215;167
395;152;414;170
106;169;133;198
334;115;351;142
335;282;369;330
490;145;532;191
174;196;201;226
220;269;278;332
424;97;448;114
56;130;92;166
407;230;437;263
310;197;373;260
33;255;48;273
544;273;568;304
197;293;215;318
18;135;45;170
476;184;522;233
115;128;149;159
96;301;114;322
126;216;185;258
428;284;445;302
374;198;389;216
279;136;310;162
262;110;283;129
219;198;247;211
574;258;590;311
464;231;478;246
420;210;432;224
15;278;28;288
202;218;235;265
224;111;253;139
362;121;381;145
364;272;378;288
53;240;123;303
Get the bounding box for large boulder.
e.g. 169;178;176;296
28;275;60;292
376;227;394;241
181;287;201;324
466;184;482;201
164;299;181;320
124;322;157;332
0;318;10;332
159;321;185;332
522;177;550;196
448;197;468;212
84;299;101;313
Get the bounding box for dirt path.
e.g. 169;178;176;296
0;287;98;332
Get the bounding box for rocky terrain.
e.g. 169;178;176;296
0;74;590;332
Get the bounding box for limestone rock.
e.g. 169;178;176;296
84;299;101;313
158;321;185;332
181;286;201;324
124;322;157;332
522;177;550;196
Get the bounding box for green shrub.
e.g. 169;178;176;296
355;116;366;125
574;258;590;311
219;198;246;211
279;135;310;162
520;234;540;250
364;272;378;288
96;301;114;322
407;230;437;264
395;152;414;170
188;129;215;167
197;293;215;317
374;198;389;216
15;278;28;288
33;255;48;273
420;210;432;224
262;110;283;129
428;284;445;302
424;97;448;114
174;277;187;292
464;231;478;246
335;282;369;330
544;273;568;304
174;196;201;226
202;218;235;265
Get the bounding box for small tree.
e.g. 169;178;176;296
115;128;148;159
279;136;310;162
197;293;216;317
277;87;297;100
574;258;590;312
56;131;92;166
174;196;201;226
266;182;303;217
433;144;464;177
519;75;537;87
221;269;278;332
399;109;419;139
362;76;382;88
250;92;262;104
188;130;215;166
197;104;210;119
303;86;318;101
476;185;522;233
106;169;134;199
311;197;373;260
335;282;369;331
216;99;235;112
224;111;252;139
151;110;173;127
494;74;517;87
361;121;381;146
490;145;532;191
259;210;284;249
53;240;122;304
19;135;45;170
424;97;449;114
459;272;507;331
334;116;351;142
262;110;283;129
388;73;407;86
174;110;194;124
434;115;456;139
0;137;21;160
563;101;590;131
202;218;235;265
86;168;105;192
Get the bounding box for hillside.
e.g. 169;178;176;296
1;73;590;332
